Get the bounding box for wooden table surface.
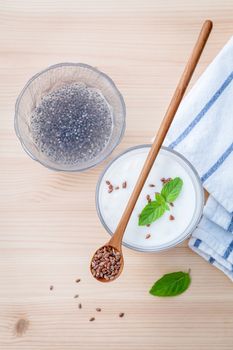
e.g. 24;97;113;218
1;1;233;349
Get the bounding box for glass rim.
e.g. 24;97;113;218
96;144;204;252
14;62;126;172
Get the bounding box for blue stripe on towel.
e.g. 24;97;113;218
194;238;202;248
209;257;215;264
223;240;233;259
228;216;233;232
169;71;233;149
201;142;233;182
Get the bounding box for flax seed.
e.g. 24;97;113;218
161;177;172;184
122;181;127;189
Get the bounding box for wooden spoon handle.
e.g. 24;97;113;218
109;20;212;248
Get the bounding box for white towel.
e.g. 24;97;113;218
163;37;233;280
189;214;233;281
203;195;233;230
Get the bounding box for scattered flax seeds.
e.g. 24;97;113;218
145;234;151;239
122;181;127;189
50;285;54;291
105;180;128;192
170;202;174;207
161;177;172;185
146;194;151;203
149;184;155;187
169;215;175;221
146;224;150;227
71;273;126;321
105;180;114;193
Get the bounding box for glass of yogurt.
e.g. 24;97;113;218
96;145;204;252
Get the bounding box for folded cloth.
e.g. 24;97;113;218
203;195;233;231
163;36;233;280
189;216;233;281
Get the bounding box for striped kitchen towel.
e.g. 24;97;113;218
163;36;233;280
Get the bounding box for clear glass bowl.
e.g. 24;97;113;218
15;63;126;171
96;145;204;252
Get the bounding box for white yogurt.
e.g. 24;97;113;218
97;146;203;251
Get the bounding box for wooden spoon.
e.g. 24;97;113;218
90;20;213;282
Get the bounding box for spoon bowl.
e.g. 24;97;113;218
90;244;124;282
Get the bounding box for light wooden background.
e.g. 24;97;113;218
0;1;233;349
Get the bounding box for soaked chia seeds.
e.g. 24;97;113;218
31;82;113;166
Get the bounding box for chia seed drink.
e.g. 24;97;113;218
31;82;113;166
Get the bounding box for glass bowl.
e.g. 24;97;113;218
96;145;204;252
15;63;126;171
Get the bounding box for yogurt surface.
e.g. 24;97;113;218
97;146;203;251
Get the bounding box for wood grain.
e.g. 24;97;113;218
0;1;233;349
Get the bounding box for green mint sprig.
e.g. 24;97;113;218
161;177;183;203
149;270;191;297
138;177;183;226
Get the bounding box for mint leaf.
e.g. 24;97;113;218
138;176;183;227
164;202;170;211
149;271;191;297
139;201;165;226
161;177;183;203
155;193;166;205
155;194;170;211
